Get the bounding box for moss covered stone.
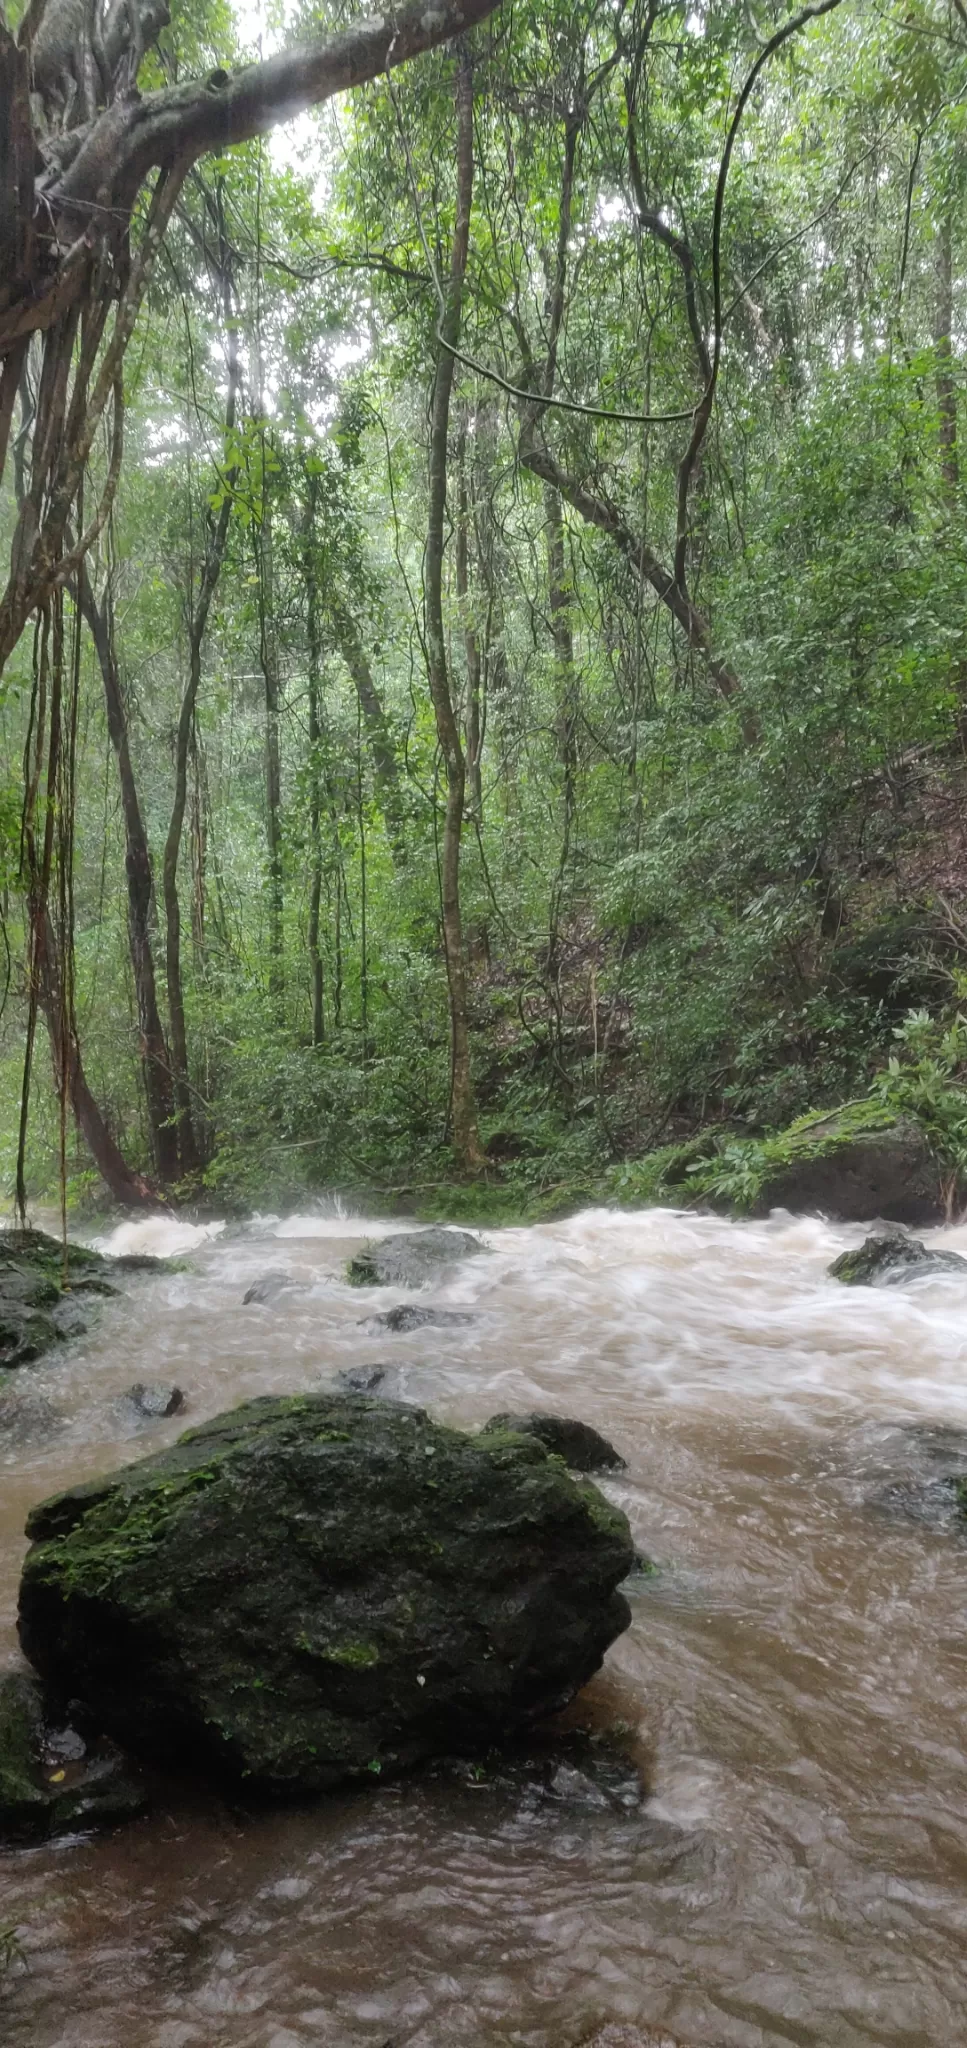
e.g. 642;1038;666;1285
690;1105;945;1224
482;1413;626;1473
18;1391;635;1796
0;1670;145;1845
829;1233;967;1285
0;1227;159;1370
346;1227;486;1287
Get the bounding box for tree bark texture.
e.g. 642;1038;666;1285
934;205;958;508
38;913;160;1209
75;557;180;1182
424;46;485;1172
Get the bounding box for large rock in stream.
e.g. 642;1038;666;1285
0;1227;159;1370
346;1226;486;1287
750;1112;944;1225
17;1393;634;1795
828;1232;967;1285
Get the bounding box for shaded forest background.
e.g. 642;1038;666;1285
1;0;966;1219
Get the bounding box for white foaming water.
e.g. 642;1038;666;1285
92;1216;228;1258
4;1200;967;2048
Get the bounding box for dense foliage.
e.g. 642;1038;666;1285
1;0;965;1217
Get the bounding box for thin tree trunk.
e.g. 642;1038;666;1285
544;481;576;1084
331;607;406;858
38;913;159;1209
163;225;239;1177
75;557;179;1182
424;44;484;1172
303;475;325;1045
935;204;958;508
256;489;285;1006
456;421;483;818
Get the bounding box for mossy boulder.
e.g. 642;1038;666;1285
691;1106;946;1223
17;1392;635;1796
346;1227;486;1287
829;1233;967;1285
482;1413;626;1474
0;1227;159;1369
0;1669;145;1844
751;1111;943;1224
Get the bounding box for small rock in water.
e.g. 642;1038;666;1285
828;1232;967;1285
580;2029;697;2048
440;1726;644;1816
482;1411;626;1473
346;1227;486;1288
243;1270;297;1306
862;1423;967;1529
18;1391;634;1796
359;1304;475;1333
335;1364;390;1394
127;1382;185;1419
0;1670;146;1845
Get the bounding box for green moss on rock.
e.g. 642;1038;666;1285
18;1392;635;1797
688;1104;945;1224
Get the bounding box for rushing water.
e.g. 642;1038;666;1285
3;1203;967;2048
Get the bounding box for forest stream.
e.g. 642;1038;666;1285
2;1204;967;2048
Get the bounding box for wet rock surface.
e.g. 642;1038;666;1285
242;1270;299;1306
333;1363;401;1396
126;1382;185;1419
359;1303;475;1332
839;1422;967;1530
580;2029;703;2048
17;1391;635;1796
751;1114;943;1224
437;1726;645;1816
0;1228;160;1369
0;1669;145;1844
829;1232;967;1285
483;1411;627;1473
346;1227;486;1287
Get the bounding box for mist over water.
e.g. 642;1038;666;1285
3;1203;967;2046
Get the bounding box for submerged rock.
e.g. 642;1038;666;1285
439;1726;644;1815
580;2030;697;2048
18;1391;634;1795
861;1424;967;1530
751;1113;943;1225
828;1232;967;1285
346;1227;486;1288
0;1670;145;1844
0;1228;160;1370
334;1363;393;1394
242;1270;298;1306
359;1304;475;1333
126;1382;185;1419
483;1412;626;1474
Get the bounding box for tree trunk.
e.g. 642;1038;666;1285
163;642;203;1180
331;607;407;859
456;421;483;818
424;46;485;1172
256;488;285;1007
163;225;240;1178
303;475;325;1045
38;913;160;1210
544;481;577;1084
75;558;179;1183
935;204;958;509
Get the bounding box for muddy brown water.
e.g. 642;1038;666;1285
3;1204;967;2048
